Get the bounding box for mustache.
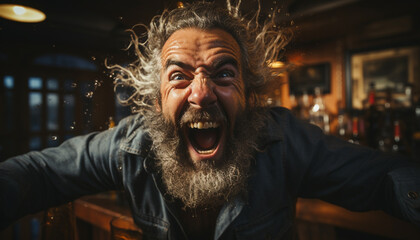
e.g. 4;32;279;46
179;105;227;127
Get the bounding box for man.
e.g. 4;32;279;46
1;2;420;239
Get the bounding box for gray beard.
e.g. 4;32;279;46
143;106;267;209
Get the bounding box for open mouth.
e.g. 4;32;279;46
186;121;222;154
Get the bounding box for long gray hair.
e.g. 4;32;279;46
109;0;291;114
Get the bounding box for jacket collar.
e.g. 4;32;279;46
119;115;152;157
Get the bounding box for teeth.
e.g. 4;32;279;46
188;121;220;129
196;149;215;154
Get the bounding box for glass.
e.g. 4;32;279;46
110;216;142;240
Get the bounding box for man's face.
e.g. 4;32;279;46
159;28;246;166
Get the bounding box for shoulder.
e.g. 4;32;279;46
268;107;295;124
113;114;151;156
114;114;143;134
266;107;324;144
268;107;316;130
267;106;314;133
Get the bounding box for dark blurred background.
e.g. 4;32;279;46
1;1;420;239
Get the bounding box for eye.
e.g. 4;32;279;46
216;70;234;78
170;72;186;81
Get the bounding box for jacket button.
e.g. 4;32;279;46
407;191;418;200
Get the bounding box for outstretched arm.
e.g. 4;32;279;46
0;117;131;229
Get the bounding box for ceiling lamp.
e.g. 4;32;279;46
0;3;46;23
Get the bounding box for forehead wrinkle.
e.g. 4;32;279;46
163;48;239;74
193;55;239;75
205;39;238;53
161;28;241;72
195;40;241;72
197;37;240;60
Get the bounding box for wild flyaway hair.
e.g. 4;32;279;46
108;0;291;114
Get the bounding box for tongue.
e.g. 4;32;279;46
192;129;218;150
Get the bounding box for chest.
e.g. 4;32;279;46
177;208;220;240
126;144;297;239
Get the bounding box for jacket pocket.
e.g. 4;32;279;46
234;206;292;240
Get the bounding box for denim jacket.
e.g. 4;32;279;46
1;107;420;239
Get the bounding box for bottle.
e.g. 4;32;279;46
411;95;420;161
402;84;414;108
298;91;311;122
402;84;414;156
379;89;395;152
364;82;380;149
358;113;366;145
348;116;360;145
289;94;299;116
336;108;347;139
309;87;330;133
392;118;404;154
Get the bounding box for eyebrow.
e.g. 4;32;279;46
212;56;239;70
163;56;239;72
164;60;193;71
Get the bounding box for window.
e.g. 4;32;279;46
3;76;15;130
0;76;17;160
34;54;97;71
25;75;98;150
0;54;100;160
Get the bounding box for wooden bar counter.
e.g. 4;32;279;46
74;194;420;240
295;198;420;240
75;194;131;233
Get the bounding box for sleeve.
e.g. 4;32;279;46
0;117;131;229
386;167;420;226
281;110;420;226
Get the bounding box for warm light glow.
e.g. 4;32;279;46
269;61;285;68
13;6;26;15
312;104;320;112
177;1;184;8
0;4;46;23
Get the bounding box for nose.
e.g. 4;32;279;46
188;77;217;108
